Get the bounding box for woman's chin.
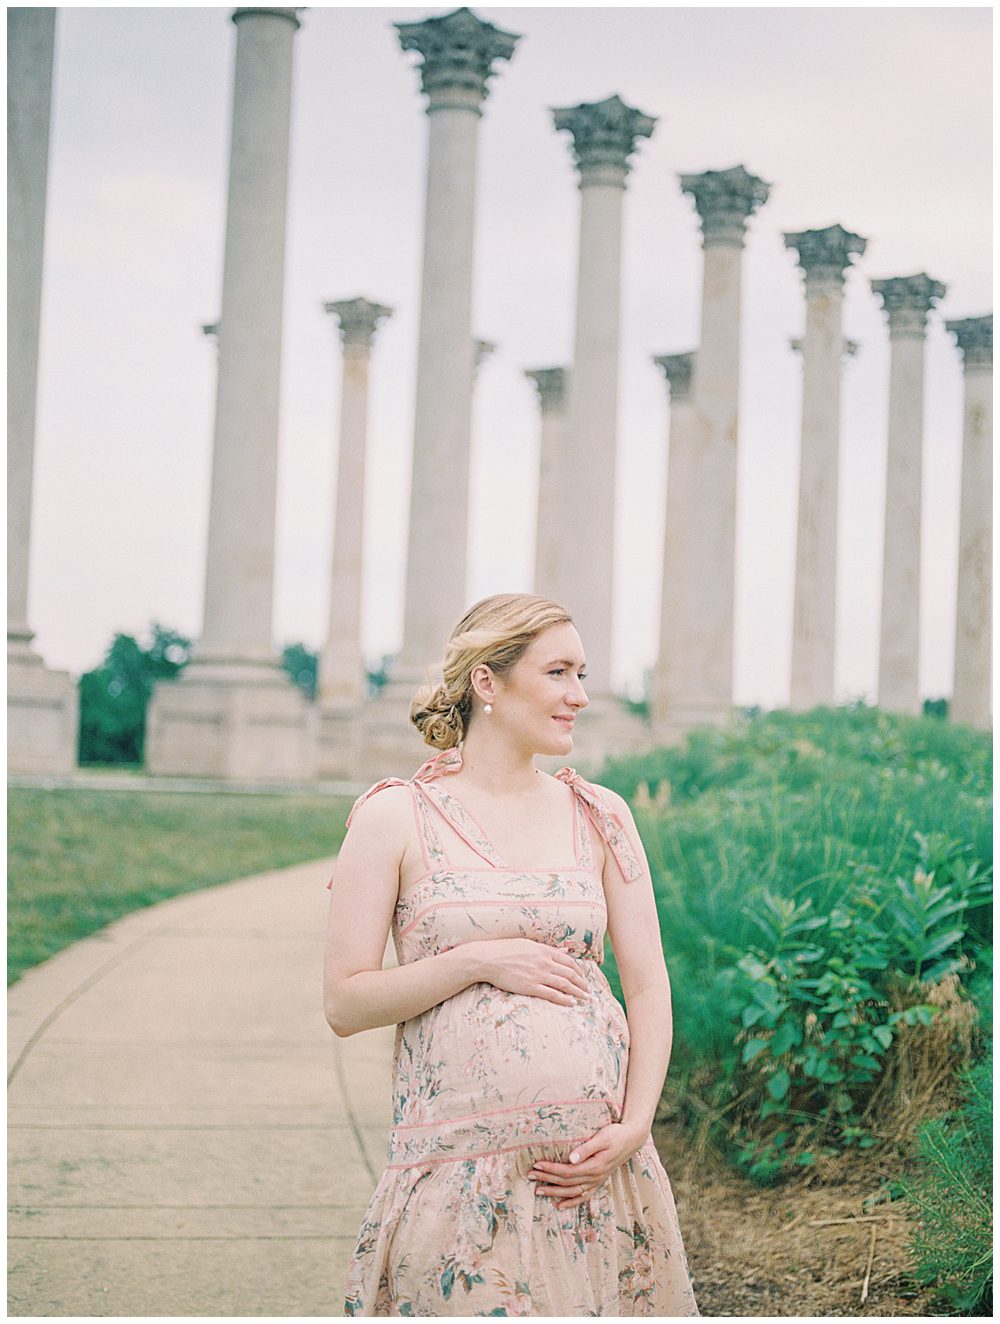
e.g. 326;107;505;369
547;724;575;752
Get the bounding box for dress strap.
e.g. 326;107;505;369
408;743;508;869
554;768;643;883
414;781;508;869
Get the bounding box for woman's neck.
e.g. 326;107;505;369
453;734;540;796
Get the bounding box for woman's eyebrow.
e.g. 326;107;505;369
543;658;587;668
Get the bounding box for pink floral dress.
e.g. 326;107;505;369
329;747;699;1317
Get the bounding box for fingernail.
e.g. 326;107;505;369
569;1152;580;1163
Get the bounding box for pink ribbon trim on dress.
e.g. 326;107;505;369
555;767;643;883
338;748;642;884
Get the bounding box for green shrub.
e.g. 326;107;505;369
598;705;992;1175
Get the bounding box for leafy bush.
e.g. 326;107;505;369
598;705;992;1177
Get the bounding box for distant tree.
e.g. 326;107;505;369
77;622;192;766
281;642;317;701
366;653;395;697
923;697;949;719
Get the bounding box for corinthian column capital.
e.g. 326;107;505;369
396;7;519;115
552;93;656;188
652;352;696;402
323;297;393;349
784;223;867;292
946;314;992;371
524;366;568;411
871;273;947;339
232;8;301;30
790;336;859;359
680;164;770;247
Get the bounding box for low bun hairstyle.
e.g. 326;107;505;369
410;594;573;749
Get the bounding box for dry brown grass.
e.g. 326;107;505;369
863;972;980;1143
654;1122;940;1317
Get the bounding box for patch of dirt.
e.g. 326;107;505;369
652;1121;939;1317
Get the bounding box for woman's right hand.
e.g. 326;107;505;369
472;938;591;1006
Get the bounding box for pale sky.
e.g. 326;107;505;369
26;3;992;704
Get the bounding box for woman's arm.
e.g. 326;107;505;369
528;789;673;1209
602;787;674;1134
323;786;485;1036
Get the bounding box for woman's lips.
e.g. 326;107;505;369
553;716;575;728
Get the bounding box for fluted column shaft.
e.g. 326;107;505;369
564;180;622;692
792;281;841;703
948;316;992;730
199;8;299;666
551;95;655;696
651;353;701;734
681;166;769;721
785;225;867;709
395;9;518;679
873;273;946;714
319;300;392;707
7;7;56;657
525;368;568;599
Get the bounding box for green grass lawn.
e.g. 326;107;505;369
7;788;354;985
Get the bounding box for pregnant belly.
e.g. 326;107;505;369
389;969;630;1166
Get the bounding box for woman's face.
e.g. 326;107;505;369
491;621;590;754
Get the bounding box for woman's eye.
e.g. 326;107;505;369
549;668;565;675
578;673;588;681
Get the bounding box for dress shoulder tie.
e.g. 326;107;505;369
554;767;643;883
345;744;463;830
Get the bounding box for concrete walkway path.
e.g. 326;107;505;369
7;857;395;1317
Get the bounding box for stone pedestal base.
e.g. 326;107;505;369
350;686;431;784
7;647;78;774
146;664;316;782
651;699;737;750
317;706;362;781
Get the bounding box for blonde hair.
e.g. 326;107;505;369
410;594;573;749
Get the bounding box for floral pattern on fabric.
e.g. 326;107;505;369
336;747;699;1317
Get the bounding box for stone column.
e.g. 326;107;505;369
7;7;78;774
147;8;314;781
316;299;391;779
524;367;569;599
393;8;518;683
650;352;704;740
318;299;392;709
871;272;947;715
784;224;867;710
678;165;770;727
551;94;655;698
946;315;992;730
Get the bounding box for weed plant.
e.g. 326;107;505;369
898;967;992;1314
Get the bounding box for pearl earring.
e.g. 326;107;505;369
483;703;493;714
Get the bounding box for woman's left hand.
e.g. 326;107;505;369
528;1121;648;1211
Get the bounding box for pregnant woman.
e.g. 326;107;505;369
324;594;699;1316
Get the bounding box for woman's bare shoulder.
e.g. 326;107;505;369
348;780;415;831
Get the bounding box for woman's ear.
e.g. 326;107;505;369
470;663;496;704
